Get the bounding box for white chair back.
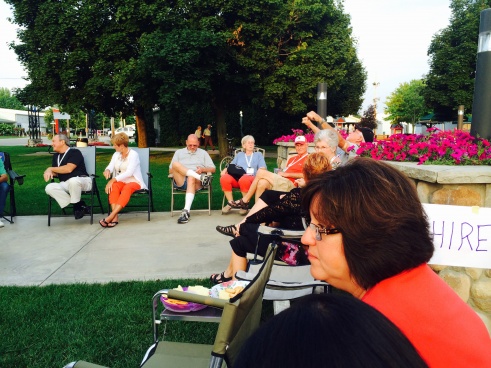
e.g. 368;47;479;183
74;146;96;176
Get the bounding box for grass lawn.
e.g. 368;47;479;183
0;279;224;367
0;144;278;367
0;145;278;216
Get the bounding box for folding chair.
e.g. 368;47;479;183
221;147;265;212
47;146;105;226
0;151;26;224
236;225;330;314
168;172;213;216
107;147;154;221
64;243;278;368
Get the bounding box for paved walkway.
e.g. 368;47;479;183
0;211;245;286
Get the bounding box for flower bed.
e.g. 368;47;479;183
356;128;491;165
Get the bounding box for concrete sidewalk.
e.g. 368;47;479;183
0;210;245;286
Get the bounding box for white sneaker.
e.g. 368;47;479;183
0;220;4;228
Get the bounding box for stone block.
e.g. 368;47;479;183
465;267;483;280
417;182;441;204
475;311;491;336
485;184;491;208
431;186;482;206
437;166;491;184
471;279;491;312
439;269;471;302
429;264;447;272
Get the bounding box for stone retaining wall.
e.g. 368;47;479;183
386;162;491;335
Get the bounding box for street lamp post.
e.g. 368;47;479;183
239;111;243;137
471;9;491;140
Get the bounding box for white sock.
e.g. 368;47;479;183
184;193;195;211
186;169;201;180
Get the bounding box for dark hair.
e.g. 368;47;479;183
302;158;433;289
360;127;374;142
235;293;428;368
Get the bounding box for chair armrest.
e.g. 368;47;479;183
257;225;305;240
8;170;26;185
166;290;227;309
236;271;326;288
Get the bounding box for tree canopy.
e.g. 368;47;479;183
0;87;25;110
6;0;366;150
385;79;431;125
424;0;491;120
360;104;378;130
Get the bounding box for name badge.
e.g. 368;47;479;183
246;167;254;175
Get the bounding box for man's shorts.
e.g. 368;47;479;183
173;177;205;192
271;174;295;192
173;177;188;191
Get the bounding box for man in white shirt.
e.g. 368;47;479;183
170;134;216;224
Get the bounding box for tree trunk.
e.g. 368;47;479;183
211;98;228;158
134;105;147;148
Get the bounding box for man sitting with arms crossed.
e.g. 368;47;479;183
170;134;216;224
227;135;309;211
44;134;92;220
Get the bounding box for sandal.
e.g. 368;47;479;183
99;219;109;228
107;221;118;228
210;271;233;285
228;199;249;210
216;225;238;237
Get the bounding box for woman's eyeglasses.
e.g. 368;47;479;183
303;217;341;241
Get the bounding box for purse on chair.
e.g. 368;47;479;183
227;164;246;181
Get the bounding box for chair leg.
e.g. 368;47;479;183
48;196;52;226
170;186;175;217
147;192;151;221
208;185;212;216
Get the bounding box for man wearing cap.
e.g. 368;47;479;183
227;135;309;211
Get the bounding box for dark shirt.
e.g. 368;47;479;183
51;148;88;182
245;188;304;230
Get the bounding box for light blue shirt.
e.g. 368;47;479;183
231;151;267;175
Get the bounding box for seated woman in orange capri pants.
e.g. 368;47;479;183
100;132;147;228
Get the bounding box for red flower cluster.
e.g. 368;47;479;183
273;129;314;144
356;128;491;165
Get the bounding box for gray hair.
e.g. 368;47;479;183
241;135;255;146
57;133;70;146
314;129;339;150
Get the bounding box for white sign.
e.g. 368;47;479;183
424;203;491;269
53;112;70;120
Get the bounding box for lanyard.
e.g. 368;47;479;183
285;153;308;171
244;152;254;168
57;148;70;167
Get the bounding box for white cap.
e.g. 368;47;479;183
294;136;307;144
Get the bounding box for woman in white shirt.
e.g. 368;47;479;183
100;132;147;228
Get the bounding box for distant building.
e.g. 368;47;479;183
0;108;47;132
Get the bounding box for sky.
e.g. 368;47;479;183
1;0;452;117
